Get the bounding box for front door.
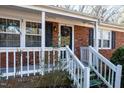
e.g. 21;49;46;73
60;25;72;49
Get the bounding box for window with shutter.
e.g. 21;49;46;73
98;29;112;49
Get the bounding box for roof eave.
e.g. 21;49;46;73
14;5;98;22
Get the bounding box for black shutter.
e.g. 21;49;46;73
111;31;116;49
89;28;94;47
45;22;53;47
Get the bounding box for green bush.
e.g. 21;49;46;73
110;46;124;87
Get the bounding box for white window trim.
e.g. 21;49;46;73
25;20;42;47
98;30;112;50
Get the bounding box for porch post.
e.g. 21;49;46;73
20;19;26;48
94;21;99;51
94;21;99;70
40;11;45;75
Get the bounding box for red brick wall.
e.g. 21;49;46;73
0;52;40;68
74;25;90;58
99;31;124;59
52;22;59;47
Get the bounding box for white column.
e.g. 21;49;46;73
94;21;99;69
40;11;45;75
20;19;26;48
94;21;99;51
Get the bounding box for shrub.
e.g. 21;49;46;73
110;46;124;87
35;70;72;88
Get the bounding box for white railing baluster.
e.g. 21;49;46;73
33;51;36;75
73;60;76;85
14;51;16;78
62;51;64;61
48;51;50;72
27;51;29;76
39;51;41;72
111;70;114;87
71;59;73;79
104;64;107;79
108;68;111;83
53;50;55;68
100;60;102;75
6;50;8;79
20;50;23;77
80;68;83;87
96;56;99;72
66;49;69;72
77;65;80;87
58;49;60;70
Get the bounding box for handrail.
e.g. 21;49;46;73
66;46;85;69
0;47;66;52
66;46;90;88
89;46;116;71
88;46;122;88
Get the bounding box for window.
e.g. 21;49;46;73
0;18;20;47
26;21;41;47
98;29;111;49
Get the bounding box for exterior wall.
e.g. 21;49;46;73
74;25;90;58
99;31;124;59
52;22;59;47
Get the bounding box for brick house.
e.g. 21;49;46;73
0;5;123;88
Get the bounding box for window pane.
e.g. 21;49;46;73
0;18;6;32
26;22;41;34
103;40;110;48
102;31;110;40
26;35;41;47
0;33;20;47
6;19;20;33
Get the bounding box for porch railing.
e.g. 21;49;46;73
0;46;90;88
80;46;122;88
66;46;90;88
0;47;66;79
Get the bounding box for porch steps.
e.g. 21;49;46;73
89;70;107;88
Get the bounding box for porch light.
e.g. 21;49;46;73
53;26;57;31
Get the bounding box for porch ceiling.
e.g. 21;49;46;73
13;5;97;23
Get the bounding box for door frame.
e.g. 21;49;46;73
59;23;74;52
